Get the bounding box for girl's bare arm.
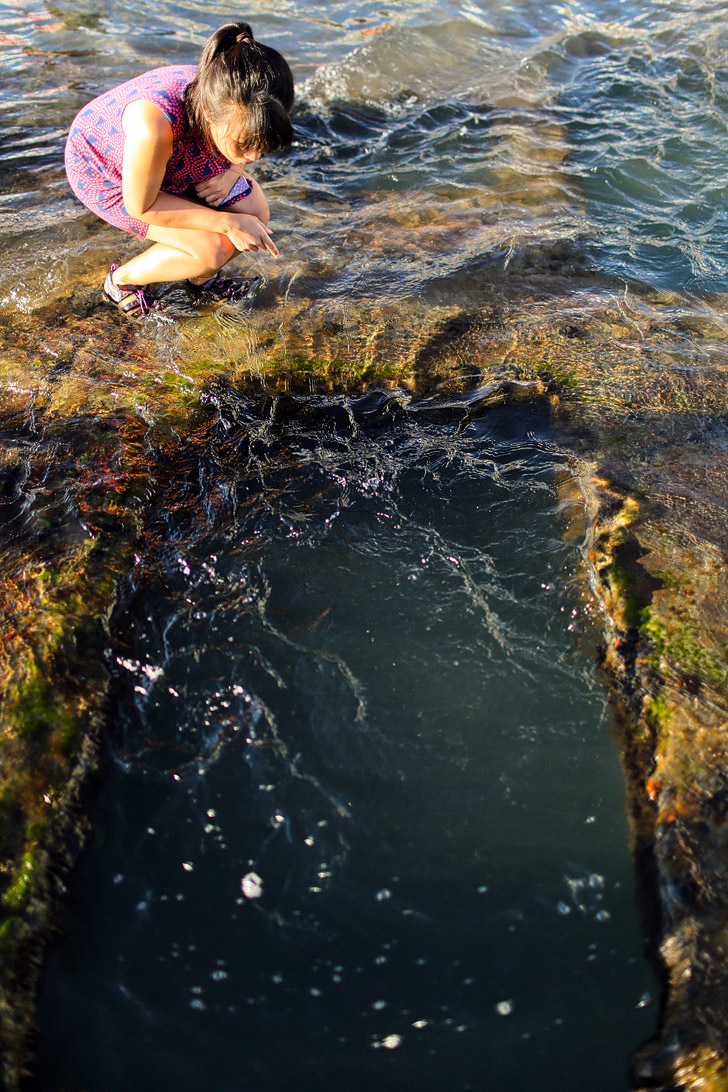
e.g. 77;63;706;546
120;101;278;254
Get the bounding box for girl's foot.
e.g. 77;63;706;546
187;274;259;302
103;265;158;316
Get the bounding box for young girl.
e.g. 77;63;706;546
65;22;294;315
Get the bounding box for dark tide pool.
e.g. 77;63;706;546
31;399;655;1091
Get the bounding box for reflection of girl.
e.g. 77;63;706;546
65;22;294;315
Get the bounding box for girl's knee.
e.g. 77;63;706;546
196;233;237;272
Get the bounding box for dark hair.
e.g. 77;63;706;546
185;22;294;155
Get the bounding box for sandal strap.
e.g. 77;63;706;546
103;267;158;316
132;287;157;315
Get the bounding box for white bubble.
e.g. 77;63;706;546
241;872;264;899
375;889;392;901
495;1000;513;1016
182;862;194;872
381;1034;402;1050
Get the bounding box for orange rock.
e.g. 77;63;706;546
359;24;393;36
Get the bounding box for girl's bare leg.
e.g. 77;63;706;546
112;180;270;287
112;231;237;287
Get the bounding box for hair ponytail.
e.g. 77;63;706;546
198;21;254;70
186;22;294;155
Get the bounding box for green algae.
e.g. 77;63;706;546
645;689;672;730
641;609;728;690
647;569;681;591
10;666;83;757
3;852;38;913
532;359;581;391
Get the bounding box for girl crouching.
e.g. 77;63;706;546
65;21;294;315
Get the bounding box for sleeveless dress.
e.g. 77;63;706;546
64;65;254;239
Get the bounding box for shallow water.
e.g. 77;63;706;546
29;399;655;1091
2;0;728;312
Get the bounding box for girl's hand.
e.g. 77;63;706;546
195;169;240;207
225;213;279;257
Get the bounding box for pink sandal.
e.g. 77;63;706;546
103;264;158;316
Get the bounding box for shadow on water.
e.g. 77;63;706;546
28;393;656;1092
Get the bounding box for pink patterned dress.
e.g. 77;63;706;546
64;65;253;239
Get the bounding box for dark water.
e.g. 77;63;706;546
31;398;655;1091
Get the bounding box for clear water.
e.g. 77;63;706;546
30;398;655;1091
